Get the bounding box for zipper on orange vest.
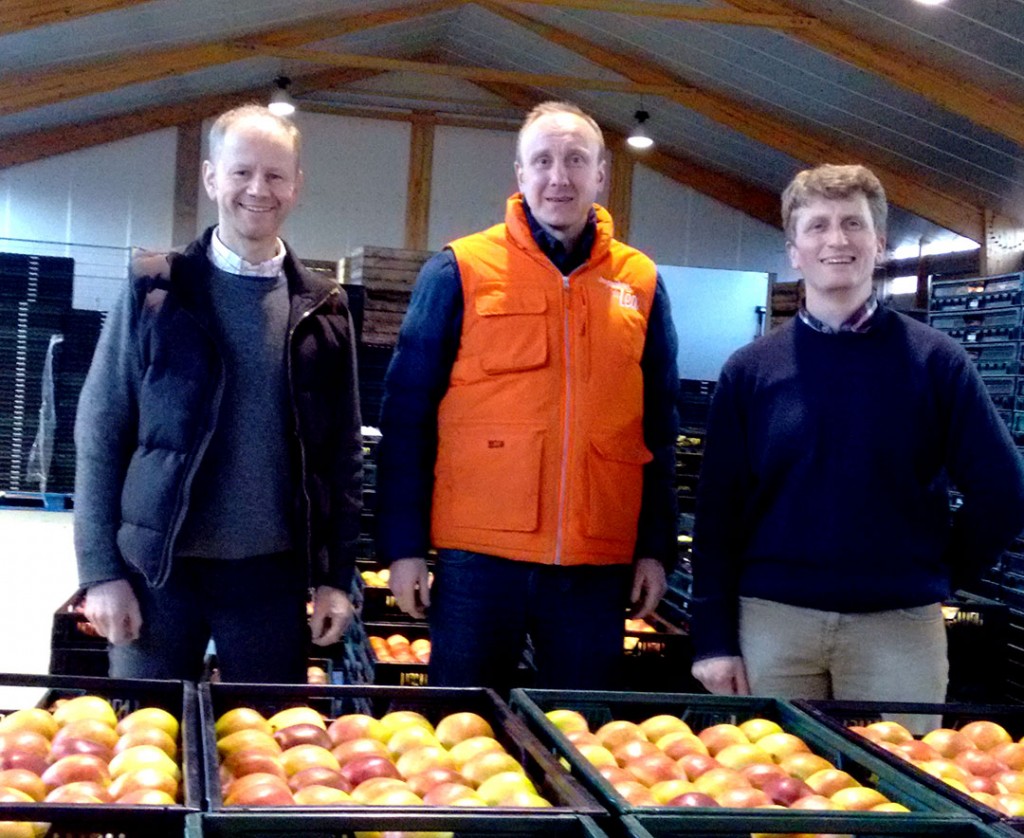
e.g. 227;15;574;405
555;272;573;565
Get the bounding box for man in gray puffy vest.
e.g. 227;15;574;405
73;105;362;681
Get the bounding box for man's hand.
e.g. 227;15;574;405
388;557;431;619
692;655;751;695
310;585;353;646
630;557;667;620
83;579;142;646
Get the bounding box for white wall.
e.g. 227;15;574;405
629;164;793;281
427;125;517;250
197;111;411;260
2;114;794;306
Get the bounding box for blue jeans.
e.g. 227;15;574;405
428;550;631;692
109;552;309;683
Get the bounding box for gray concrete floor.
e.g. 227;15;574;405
0;509;78;707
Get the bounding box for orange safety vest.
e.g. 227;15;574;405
431;194;658;565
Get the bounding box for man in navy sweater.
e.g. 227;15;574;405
690;163;1024;702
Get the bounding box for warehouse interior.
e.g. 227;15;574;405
1;0;1024;730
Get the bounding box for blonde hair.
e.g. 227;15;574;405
208;104;302;169
781;164;887;239
516;101;605;163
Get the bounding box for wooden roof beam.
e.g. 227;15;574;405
476;79;781;229
497;0;815;29
0;0;154;36
483;0;983;240
722;0;1024;149
0;0;463;118
0;67;380;169
233;43;688;97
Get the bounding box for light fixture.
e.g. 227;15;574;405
627;109;654;150
269;76;296;117
913;0;947;5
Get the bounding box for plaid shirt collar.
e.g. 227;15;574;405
209;226;286;278
799;293;879;334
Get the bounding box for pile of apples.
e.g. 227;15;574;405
215;705;553;807
0;694;182;808
368;635;430;665
850;719;1024;816
545;709;905;811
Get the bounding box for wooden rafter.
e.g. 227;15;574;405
0;67;381;170
0;0;462;118
722;0;1024;149
233;43;689;97
476;79;781;229
484;0;983;240
0;0;153;36
500;0;815;29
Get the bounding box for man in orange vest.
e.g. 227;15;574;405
376;101;680;690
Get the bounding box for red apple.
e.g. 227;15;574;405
612;739;661;767
693;767;750;798
697;724;749;756
777;751;833;780
863;721;912;745
0;731;49;760
223;749;286;780
406;767;467;797
0;769;46;802
288;766;351;793
422;781;483;806
959;721;1013;752
41;754;111;790
327;714;386;746
331;737;390;766
665;791;718;807
611;779;657;806
596;720;646;752
761;775;814;806
0;751;47;775
625;752;685;786
922;728;974;759
656;731;708;760
338;754;401;787
114;726;178;760
991;743;1024;771
965;774;1000;795
676;752;720;781
596;764;636;786
790;793;840;810
716;786;772;808
275;723;332;752
740;762;787;789
48;736;113;764
955;747;1007;777
435;712;494;748
52;719;118;751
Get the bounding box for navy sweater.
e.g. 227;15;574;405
690;306;1024;660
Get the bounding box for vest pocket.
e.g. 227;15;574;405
438;425;544;532
585;434;652;541
474;286;548;374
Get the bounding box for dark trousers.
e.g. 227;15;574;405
108;552;308;683
427;549;630;693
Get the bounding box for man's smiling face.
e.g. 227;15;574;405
202;115;302;263
786;193;885;304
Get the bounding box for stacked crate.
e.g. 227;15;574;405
0;252;75;493
346;245;434;426
929;272;1024;702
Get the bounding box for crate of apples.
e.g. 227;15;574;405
848;716;1024;820
0;674;197;838
201;682;601;816
511;691;969;823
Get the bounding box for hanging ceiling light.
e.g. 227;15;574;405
269;76;296;116
627;109;654;150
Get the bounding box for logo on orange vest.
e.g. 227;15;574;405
487;439;505;449
598;277;639;311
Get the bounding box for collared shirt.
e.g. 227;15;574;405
522;202;597;276
798;293;879;334
209;227;287;278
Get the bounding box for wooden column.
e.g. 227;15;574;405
172;122;202;247
405;117;435;250
606;144;635;243
980;209;1024;276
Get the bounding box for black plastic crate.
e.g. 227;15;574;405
199;682;603;816
49;591;105;649
362;621;431;687
0;672;200;835
48;645;109;677
620;615;700;694
930;308;1022;344
189;810;610;838
512;689;974;826
797;698;1024;827
931;275;1023;312
625;812;1009;838
945;592;1010;703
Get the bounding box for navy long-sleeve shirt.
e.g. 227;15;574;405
690;306;1024;660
